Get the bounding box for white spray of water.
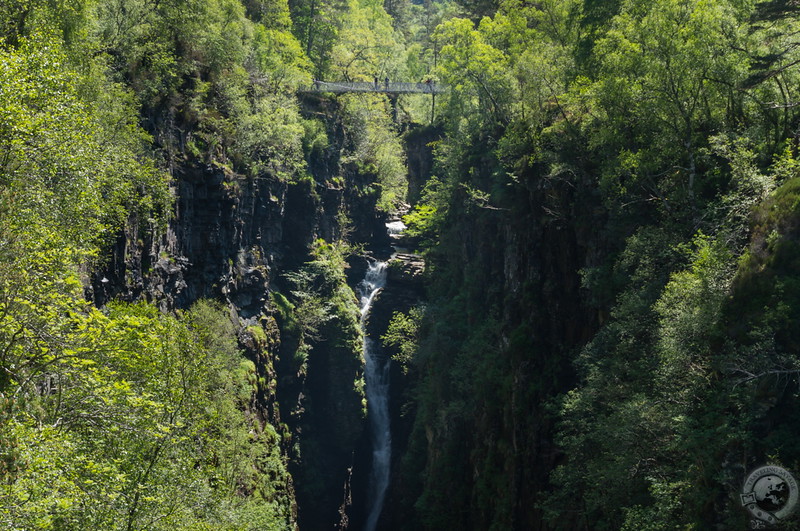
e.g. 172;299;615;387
385;219;406;236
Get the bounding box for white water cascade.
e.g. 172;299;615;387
385;219;406;235
357;259;391;531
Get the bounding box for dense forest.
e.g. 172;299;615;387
2;0;800;529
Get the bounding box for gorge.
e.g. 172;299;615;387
4;0;800;530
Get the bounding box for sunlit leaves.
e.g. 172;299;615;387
0;34;168;255
289;0;348;76
655;234;732;400
434;17;512;125
0;14;292;527
330;0;405;81
381;306;423;372
250;24;313;91
340;93;408;210
234;94;307;180
92;0;312;177
584;0;749;206
0;293;293;528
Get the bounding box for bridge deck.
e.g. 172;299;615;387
301;81;446;94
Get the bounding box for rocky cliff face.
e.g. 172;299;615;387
404;125;441;205
89;95;397;529
387;157;602;530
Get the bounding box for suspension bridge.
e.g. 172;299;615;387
300;80;447;94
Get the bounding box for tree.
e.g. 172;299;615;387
289;0;348;76
434;16;513;126
329;0;406;81
585;0;748;210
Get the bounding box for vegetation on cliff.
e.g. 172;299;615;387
390;0;800;529
0;0;306;527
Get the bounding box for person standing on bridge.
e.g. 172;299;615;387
385;76;389;90
374;76;379;89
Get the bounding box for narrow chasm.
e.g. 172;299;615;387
11;1;800;530
345;215;425;531
358;258;391;531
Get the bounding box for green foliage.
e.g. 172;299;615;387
392;0;800;528
434;16;513;126
91;0;312;178
289;0;348;76
0;33;169;255
234;93;308;180
281;239;362;370
382;307;424;372
340;94;409;210
728;175;800;357
545;233;735;529
276;239;366;519
402;204;438;249
301;117;330;160
403;0;459;72
0;284;293;528
570;0;748;215
11;0;800;528
0;7;297;526
0;0;315;183
330;0;406;81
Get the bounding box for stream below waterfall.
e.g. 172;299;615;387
357;259;391;531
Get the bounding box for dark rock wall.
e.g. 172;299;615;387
92;163;287;312
385;158;602;530
91;96;394;529
403;124;441;205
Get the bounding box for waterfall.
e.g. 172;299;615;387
357;260;391;531
385;219;406;235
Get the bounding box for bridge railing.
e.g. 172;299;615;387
301;81;447;94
